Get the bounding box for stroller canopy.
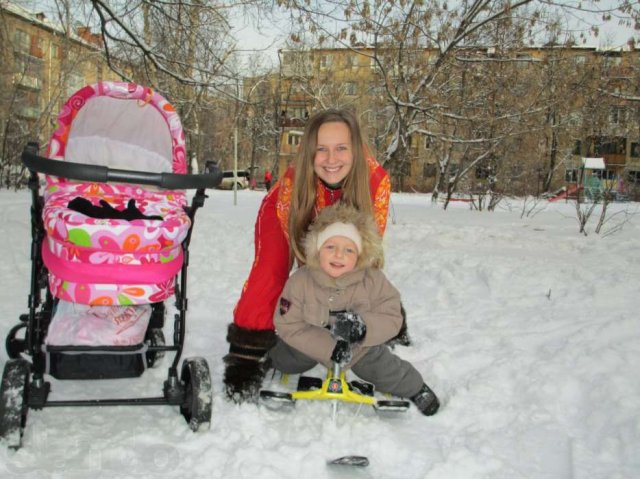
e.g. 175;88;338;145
47;82;187;175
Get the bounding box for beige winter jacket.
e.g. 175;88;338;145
273;203;403;368
273;266;403;368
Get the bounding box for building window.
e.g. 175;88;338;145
565;169;579;183
67;72;85;96
32;36;44;57
425;135;433;149
345;54;358;69
592;169;616;180
423;163;436;178
627;170;640;184
610;107;626;125
13;53;44;89
516;54;532;68
475;165;495;179
287;133;300;146
320;55;332;69
595;137;626;155
574;55;586;65
14;29;30;53
288;107;307;119
284;52;293;66
573;139;582;155
631;142;640;158
345;82;357;96
603;55;621;68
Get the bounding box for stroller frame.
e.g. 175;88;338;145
1;142;221;448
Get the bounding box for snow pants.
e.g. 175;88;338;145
268;339;424;398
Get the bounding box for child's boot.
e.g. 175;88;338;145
410;383;440;416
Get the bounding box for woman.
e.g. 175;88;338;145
224;109;392;402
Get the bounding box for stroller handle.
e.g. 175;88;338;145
22;150;223;190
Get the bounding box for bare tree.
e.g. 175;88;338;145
279;0;639;202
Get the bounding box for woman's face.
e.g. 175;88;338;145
313;121;354;185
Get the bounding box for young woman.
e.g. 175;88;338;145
224;109;392;402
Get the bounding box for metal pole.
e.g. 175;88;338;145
233;126;238;206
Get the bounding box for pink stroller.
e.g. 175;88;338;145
0;82;221;448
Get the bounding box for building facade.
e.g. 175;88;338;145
1;1;122;185
275;45;640;197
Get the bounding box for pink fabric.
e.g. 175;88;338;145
43;244;183;284
43;189;190;265
46;301;151;346
45;236;183;267
47;273;176;306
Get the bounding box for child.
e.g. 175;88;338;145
269;203;439;416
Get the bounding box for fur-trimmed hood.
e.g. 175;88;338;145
304;203;384;270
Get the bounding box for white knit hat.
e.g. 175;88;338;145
316;222;362;253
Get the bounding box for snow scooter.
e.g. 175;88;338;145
259;349;410;415
259;339;411;468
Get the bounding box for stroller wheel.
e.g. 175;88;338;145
6;323;27;359
180;357;212;432
0;359;30;449
145;328;166;368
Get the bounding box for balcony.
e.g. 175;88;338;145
14;74;41;91
17;106;41;119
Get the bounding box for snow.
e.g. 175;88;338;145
1;188;639;478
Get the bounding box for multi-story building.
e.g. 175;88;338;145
276;45;640;197
1;0;122;181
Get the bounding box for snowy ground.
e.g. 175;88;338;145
0;188;639;478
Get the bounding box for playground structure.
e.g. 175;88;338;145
550;157;629;202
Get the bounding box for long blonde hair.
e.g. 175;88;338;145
289;109;373;264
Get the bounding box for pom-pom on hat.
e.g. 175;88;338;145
316;222;362;253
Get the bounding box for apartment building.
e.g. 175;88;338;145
276;45;640;196
1;1;121;157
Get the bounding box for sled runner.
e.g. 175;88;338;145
1;82;222;449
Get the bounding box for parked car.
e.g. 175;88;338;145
217;170;250;190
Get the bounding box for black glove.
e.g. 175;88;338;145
331;339;352;365
330;311;366;343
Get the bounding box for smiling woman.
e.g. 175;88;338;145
222;109;392;402
313;122;354;187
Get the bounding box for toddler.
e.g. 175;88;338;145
269;203;439;416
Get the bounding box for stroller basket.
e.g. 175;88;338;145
46;345;148;380
44;301;151;380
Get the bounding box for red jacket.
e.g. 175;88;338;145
233;159;390;330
